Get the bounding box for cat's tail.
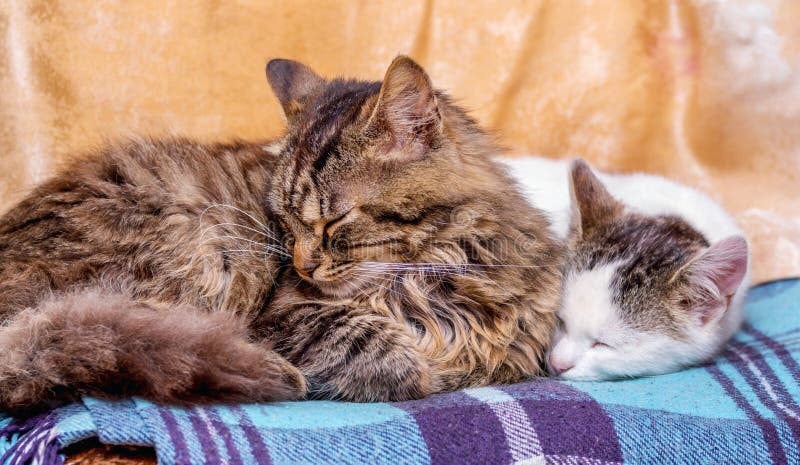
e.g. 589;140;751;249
0;288;306;416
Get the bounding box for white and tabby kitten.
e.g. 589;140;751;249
503;156;749;380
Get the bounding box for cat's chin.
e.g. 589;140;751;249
307;277;364;298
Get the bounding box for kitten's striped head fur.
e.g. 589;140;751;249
549;160;748;380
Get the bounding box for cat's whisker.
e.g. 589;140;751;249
198;231;290;256
351;266;404;282
199;203;272;233
198;234;291;258
338;274;385;301
215;244;291;260
355;267;439;285
361;263;522;303
361;261;557;270
259;263;292;288
199;221;286;247
350;266;398;280
354;267;479;302
349;272;407;301
352;270;404;287
358;262;553;298
198;248;291;264
361;262;459;273
359;262;491;280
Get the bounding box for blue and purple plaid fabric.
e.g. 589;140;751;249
1;278;799;465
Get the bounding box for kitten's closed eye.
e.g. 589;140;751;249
591;340;610;349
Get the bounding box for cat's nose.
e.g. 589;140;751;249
293;245;321;278
548;354;574;376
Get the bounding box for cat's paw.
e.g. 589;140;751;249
310;324;432;402
272;303;433;403
0;370;75;417
195;342;307;403
334;348;431;402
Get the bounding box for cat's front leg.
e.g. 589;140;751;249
269;304;431;402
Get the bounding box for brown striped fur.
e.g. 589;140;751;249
0;56;562;413
0;139;306;414
259;57;562;399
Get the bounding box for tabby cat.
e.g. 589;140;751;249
0;56;562;414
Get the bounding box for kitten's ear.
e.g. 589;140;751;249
266;59;325;124
568;159;623;238
679;236;749;325
366;55;443;162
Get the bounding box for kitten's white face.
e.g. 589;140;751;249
545;160;748;381
548;263;722;381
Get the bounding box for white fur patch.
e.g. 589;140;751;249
503;156;750;380
550;263;619;380
551;261;729;380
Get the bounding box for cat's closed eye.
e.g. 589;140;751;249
279;221;296;247
328;236;353;255
322;209;353;242
591;340;610;349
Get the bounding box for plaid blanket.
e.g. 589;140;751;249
1;278;799;465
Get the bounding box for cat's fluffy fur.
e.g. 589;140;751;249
0;287;305;411
0;139;303;414
259;57;563;399
0;56;563;413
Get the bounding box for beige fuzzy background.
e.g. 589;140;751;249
1;0;798;284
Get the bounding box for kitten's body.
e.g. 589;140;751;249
503;156;749;380
503;157;743;245
0;57;563;413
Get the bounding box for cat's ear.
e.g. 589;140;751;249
568;158;623;238
677;236;748;325
366;55;443;162
266;59;326;124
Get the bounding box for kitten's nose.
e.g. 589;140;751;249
293;245;321;278
548;354;574;377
